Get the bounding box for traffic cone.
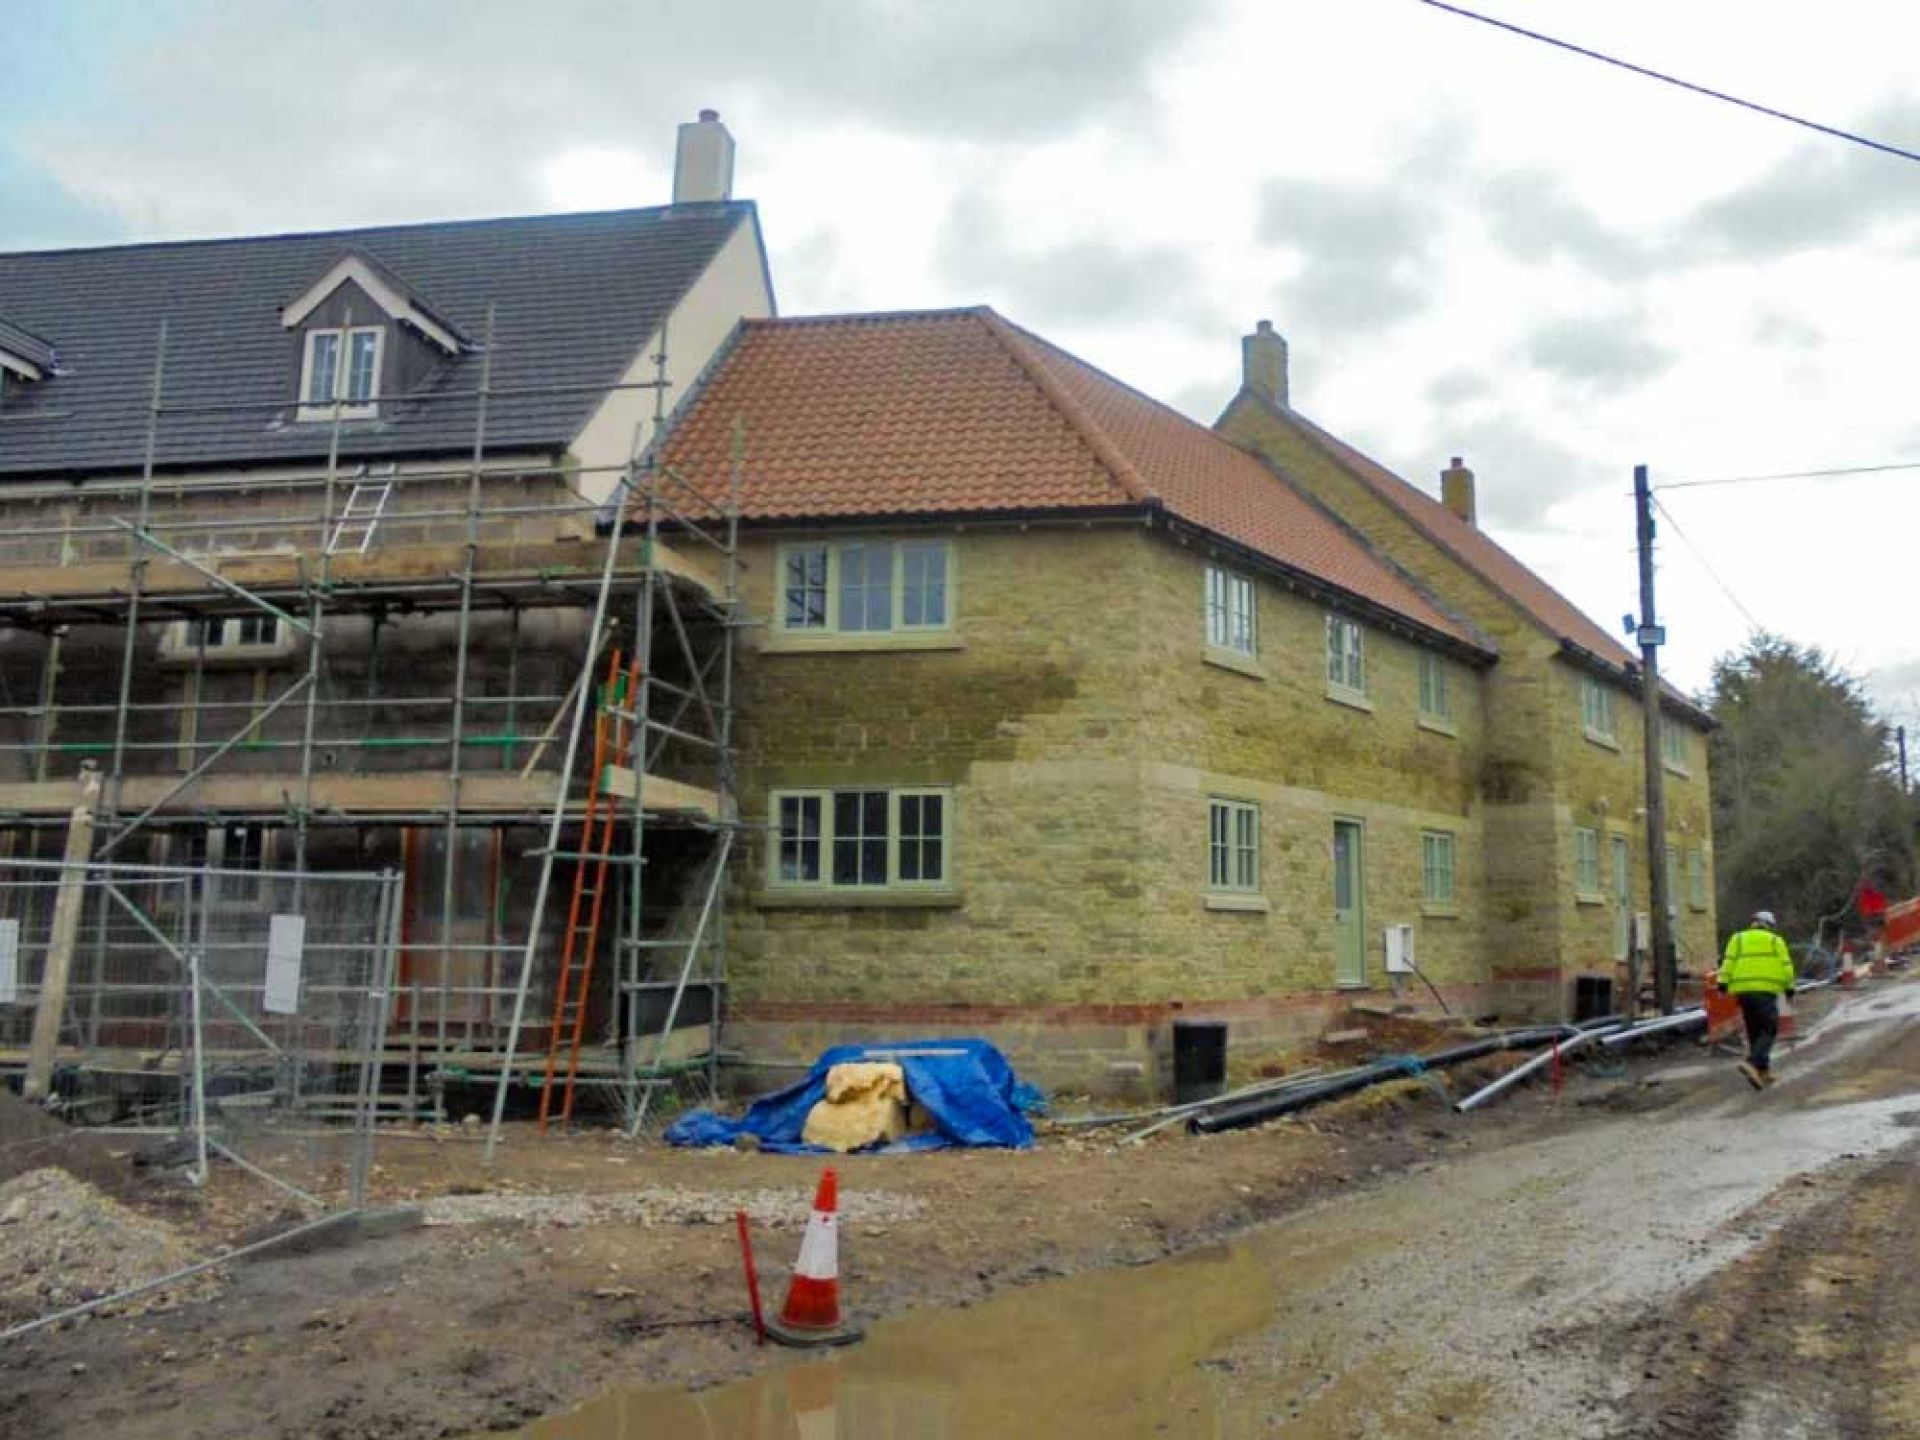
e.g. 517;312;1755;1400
1777;991;1798;1044
1840;951;1859;989
766;1168;863;1348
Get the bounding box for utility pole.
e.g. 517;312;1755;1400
1899;724;1909;794
1634;464;1677;1015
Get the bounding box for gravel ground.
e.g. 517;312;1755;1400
420;1183;927;1229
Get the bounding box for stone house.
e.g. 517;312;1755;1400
1216;324;1717;1012
653;305;1698;1093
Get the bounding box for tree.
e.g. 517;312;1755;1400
1708;634;1913;944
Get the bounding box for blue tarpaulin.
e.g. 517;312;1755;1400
665;1039;1044;1153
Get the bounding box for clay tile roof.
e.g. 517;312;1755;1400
1271;404;1639;667
655;307;1486;653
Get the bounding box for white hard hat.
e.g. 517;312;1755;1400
1752;910;1777;928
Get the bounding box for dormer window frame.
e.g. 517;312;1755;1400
297;323;385;423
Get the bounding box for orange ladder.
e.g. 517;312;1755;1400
537;650;639;1129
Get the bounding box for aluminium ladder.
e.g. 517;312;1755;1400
536;649;639;1129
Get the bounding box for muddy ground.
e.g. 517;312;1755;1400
1;979;1915;1439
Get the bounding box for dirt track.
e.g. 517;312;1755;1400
1;978;1915;1439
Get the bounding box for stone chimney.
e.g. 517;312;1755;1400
673;109;735;204
1242;320;1289;408
1440;456;1476;526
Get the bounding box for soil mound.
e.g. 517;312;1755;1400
0;1166;218;1324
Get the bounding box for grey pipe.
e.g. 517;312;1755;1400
1455;1021;1624;1112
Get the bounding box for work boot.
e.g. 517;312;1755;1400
1737;1061;1764;1090
1757;1068;1776;1088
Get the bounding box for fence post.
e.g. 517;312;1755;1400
24;764;101;1101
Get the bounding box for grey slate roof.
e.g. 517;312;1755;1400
0;316;57;370
0;203;755;478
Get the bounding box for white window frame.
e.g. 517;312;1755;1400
1326;614;1366;697
1207;798;1260;894
1574;825;1602;899
1421;830;1456;905
767;787;954;891
1580;676;1617;743
158;613;298;665
1204;565;1257;658
774;538;954;637
297;324;384;422
1417;651;1452;723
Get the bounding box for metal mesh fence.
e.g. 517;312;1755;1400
0;857;399;1212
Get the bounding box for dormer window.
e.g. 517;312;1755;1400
299;325;383;421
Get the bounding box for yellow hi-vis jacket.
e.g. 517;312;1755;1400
1718;928;1795;996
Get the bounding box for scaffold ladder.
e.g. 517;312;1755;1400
536;649;638;1129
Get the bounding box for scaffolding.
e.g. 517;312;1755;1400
0;314;743;1138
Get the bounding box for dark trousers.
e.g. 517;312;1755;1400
1736;992;1780;1073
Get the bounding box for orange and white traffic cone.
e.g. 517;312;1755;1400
766;1168;863;1348
1840;951;1859;989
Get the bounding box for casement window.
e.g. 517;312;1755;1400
777;539;952;635
1418;652;1452;723
1326;614;1366;695
1204;566;1257;657
1207;799;1260;893
1422;831;1456;905
1580;677;1617;742
298;325;383;419
194;615;283;649
1661;724;1689;772
1665;844;1682;919
1687;848;1708;910
770;788;951;889
1574;826;1601;896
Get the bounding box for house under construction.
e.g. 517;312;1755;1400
0;114;772;1129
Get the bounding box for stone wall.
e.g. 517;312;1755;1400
1216;396;1721;1013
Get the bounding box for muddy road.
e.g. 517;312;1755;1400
2;979;1913;1439
512;980;1920;1439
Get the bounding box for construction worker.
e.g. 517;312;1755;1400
1717;910;1796;1089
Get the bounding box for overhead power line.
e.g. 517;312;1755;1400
1650;493;1763;632
1417;0;1920;164
1658;460;1920;491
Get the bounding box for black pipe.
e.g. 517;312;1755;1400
1187;1026;1571;1135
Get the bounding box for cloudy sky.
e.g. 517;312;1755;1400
6;0;1918;716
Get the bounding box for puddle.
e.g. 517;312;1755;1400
505;1243;1273;1438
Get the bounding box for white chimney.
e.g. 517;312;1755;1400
673;109;735;204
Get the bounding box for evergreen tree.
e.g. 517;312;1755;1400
1708;634;1913;943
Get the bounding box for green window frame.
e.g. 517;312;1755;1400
1326;614;1366;695
1687;848;1707;910
1418;652;1452;722
769;787;953;890
1421;830;1456;904
1661;723;1689;771
1581;677;1616;741
1204;565;1257;657
776;538;953;636
1207;798;1260;893
1574;826;1601;896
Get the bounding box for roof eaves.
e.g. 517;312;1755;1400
1232;385;1636;664
1157;510;1496;666
279;249;469;352
1556;638;1715;729
1236;441;1498;659
975;308;1157;506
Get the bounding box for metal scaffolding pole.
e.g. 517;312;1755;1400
438;305;496;1066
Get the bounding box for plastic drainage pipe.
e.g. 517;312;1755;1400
1455;1021;1626;1112
1187;1026;1572;1136
1597;1007;1706;1048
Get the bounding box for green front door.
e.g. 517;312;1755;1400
1333;819;1366;987
1611;835;1631;962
